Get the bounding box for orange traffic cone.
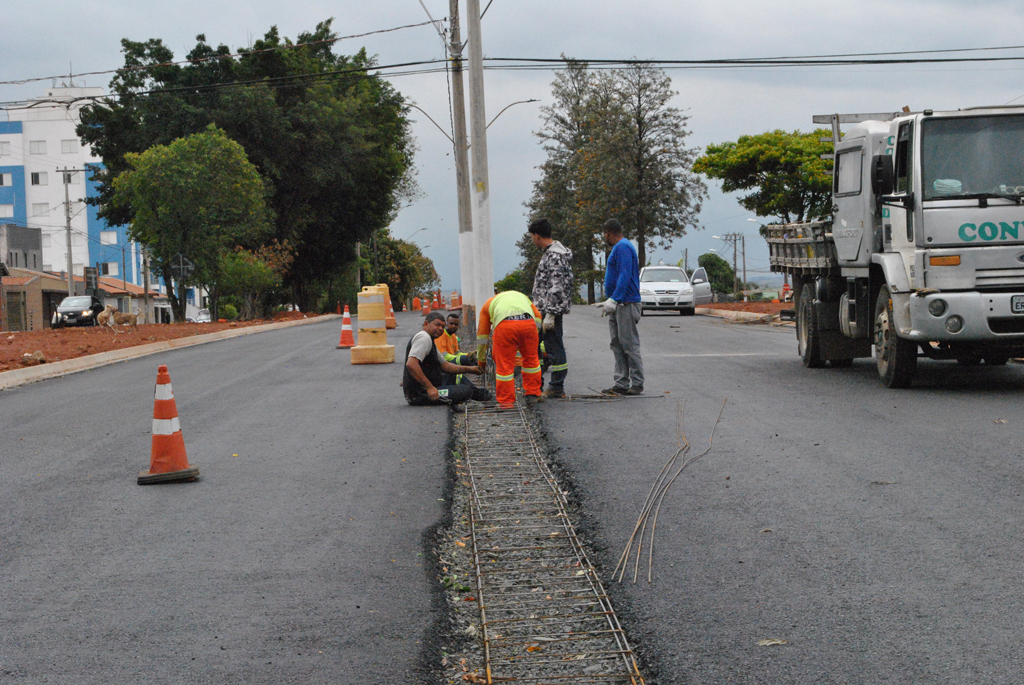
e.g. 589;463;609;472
336;301;342;315
412;296;421;311
337;305;355;348
138;365;199;484
385;298;398;329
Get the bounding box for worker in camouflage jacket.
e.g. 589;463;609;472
528;218;574;398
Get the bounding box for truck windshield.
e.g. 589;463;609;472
922;114;1024;200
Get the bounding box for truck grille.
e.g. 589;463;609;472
976;267;1024;288
654;289;679;294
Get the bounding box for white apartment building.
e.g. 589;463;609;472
0;85;143;288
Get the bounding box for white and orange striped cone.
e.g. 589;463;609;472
138;364;199;485
385;298;398;329
337;305;355;348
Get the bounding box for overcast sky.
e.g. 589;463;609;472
5;1;1024;292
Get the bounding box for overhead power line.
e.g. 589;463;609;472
6;46;1024;111
0;20;440;87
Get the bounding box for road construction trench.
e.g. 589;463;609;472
440;398;645;684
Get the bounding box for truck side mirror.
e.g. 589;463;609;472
871;155;894;196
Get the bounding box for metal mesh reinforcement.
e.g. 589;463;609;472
462;399;645;684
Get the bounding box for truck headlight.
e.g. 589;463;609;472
640;289;653;295
928;299;947;317
945;315;964;333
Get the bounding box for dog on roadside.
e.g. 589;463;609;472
112;309;139;332
96;304;117;330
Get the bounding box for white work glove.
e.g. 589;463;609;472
593;298;617;316
542;313;556;332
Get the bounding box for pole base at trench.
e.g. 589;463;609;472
138;465;200;485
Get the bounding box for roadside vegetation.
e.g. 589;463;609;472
518;59;707;303
79;19;435;318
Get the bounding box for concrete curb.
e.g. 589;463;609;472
696;307;778;323
0;314;341;391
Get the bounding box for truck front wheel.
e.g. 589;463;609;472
797;283;825;368
874;286;917;388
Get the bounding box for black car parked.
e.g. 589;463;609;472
53;296;104;327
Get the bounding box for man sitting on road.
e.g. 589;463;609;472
404;312;492;406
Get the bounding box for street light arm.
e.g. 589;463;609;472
487;99;539;129
407;103;454;144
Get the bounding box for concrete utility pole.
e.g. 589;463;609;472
142;246;150;324
465;0;494;312
449;0;476;337
62;168;76;296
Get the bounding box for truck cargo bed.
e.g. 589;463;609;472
765;221;839;275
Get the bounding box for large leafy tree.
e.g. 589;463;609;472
110;125;273;320
525;60;706;299
525;59;615;302
78;20;417;311
693;129;833;223
599;63;707;266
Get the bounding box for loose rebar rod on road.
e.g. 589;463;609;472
614;398;727;583
462;394;645;684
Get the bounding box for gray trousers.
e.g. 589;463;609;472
609;302;644;389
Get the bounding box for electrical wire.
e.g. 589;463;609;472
0;20;440;87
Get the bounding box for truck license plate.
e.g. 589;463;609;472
1013;296;1024;314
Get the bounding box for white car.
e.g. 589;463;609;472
639;266;713;316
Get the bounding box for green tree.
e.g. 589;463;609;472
693;129;833;223
526;59;614;302
111;125;273;320
218;241;294;319
78;21;417;312
494;268;532;294
525;60;706;295
599;63;707;266
364;229;439;309
697;253;736;295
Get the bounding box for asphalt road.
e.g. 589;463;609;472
540;307;1024;683
7;307;1024;684
0;313;447;684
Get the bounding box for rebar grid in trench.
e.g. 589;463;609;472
463;399;645;684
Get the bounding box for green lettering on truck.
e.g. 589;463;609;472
959;223;977;241
1000;222;1020;240
979;222;999;241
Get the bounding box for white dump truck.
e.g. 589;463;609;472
767;107;1024;387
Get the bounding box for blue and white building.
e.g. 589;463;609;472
0;85;145;289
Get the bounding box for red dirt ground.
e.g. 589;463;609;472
1;316;325;373
699;301;792;315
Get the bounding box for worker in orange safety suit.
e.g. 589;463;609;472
476;290;544;406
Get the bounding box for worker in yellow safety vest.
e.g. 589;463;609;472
477;290;544;406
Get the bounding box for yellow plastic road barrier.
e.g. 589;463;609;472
351;285;395;364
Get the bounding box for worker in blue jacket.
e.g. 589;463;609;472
594;218;644;395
